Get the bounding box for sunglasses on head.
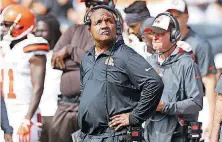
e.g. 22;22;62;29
85;1;107;8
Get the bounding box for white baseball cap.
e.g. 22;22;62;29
166;0;186;13
151;15;171;34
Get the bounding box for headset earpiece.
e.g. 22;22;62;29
84;11;92;26
85;20;91;26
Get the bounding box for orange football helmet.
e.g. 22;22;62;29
0;0;17;12
1;4;35;39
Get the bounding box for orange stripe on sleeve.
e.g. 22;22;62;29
23;44;49;53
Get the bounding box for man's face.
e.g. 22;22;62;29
141;29;153;46
90;9;116;44
34;21;49;41
128;22;142;39
152;31;171;53
0;21;12;37
168;9;188;31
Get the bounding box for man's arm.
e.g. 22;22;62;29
161;61;203;115
202;73;217;126
53;25;75;52
126;49;164;125
52;25;76;70
109;48;164;130
196;40;217;118
195;40;217;138
210;75;222;142
52;25;93;70
211;95;222;142
25;55;46;120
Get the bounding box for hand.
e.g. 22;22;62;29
4;133;12;142
156;100;165;112
210;124;220;142
17;119;32;142
51;47;67;69
109;113;130;131
203;121;213;141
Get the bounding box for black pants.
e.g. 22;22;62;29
78;129;130;142
171;134;185;142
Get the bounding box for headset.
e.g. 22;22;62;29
153;12;181;55
155;12;181;43
84;5;123;36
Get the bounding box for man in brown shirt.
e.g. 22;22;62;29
50;0;115;142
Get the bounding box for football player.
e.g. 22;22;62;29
0;4;49;142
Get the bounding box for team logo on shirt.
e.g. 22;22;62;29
157;72;163;77
105;57;114;66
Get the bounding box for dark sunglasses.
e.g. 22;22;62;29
85;1;107;8
0;22;13;28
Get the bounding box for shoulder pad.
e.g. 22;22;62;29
176;41;192;52
22;34;49;53
23;43;50;53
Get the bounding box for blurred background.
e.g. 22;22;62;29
3;0;220;58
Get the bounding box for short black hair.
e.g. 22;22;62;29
124;1;149;14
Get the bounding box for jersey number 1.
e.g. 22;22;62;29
1;69;16;99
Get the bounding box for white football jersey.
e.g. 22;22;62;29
39;51;62;116
0;34;49;106
0;34;49;141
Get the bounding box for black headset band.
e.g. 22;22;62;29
84;5;119;25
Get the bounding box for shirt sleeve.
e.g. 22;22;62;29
195;40;216;76
53;25;93;71
1;95;13;133
216;75;222;94
124;48;164;125
164;60;203;115
54;25;76;53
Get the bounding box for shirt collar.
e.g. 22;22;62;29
87;39;124;56
157;47;179;65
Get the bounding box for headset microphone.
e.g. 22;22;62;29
157;41;177;55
